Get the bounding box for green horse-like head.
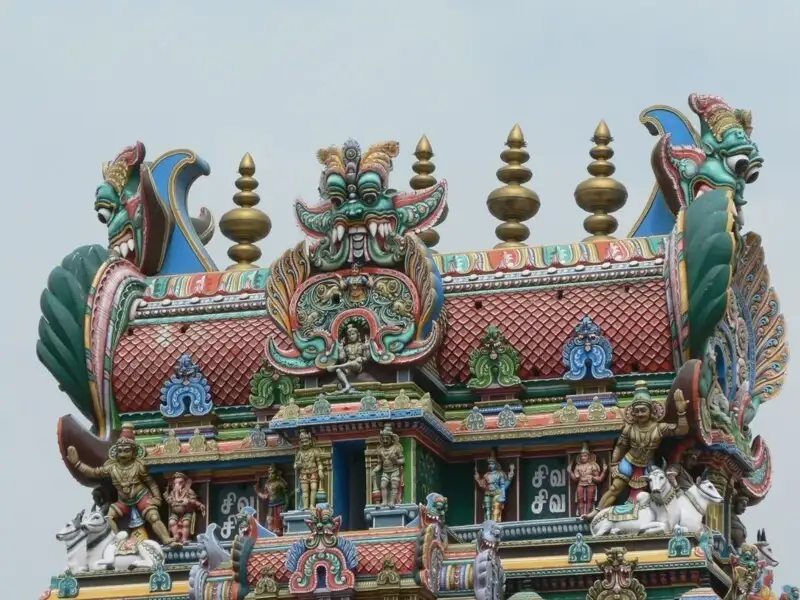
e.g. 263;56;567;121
294;139;447;271
652;94;762;227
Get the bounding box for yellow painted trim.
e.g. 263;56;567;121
72;580;188;599
502;548;696;571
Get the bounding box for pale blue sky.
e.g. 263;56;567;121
0;1;797;596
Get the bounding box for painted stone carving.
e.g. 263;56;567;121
264;139;447;377
165;472;206;544
254;465;288;533
467;325;522;389
474;521;505;600
371;424;405;508
562;315;613;381
474;450;515;522
79;510;165;571
65;424;177;546
294;430;327;510
160;354;213;418
586;547;646;600
569;442;607;518
249;364;298;409
666;448;700;492
584;382;688;520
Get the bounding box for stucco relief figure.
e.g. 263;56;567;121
294;430;326;510
583;382;689;520
327;322;370;394
474;450;515;522
666;448;700;492
569;442;608;518
255;465;288;533
66;423;178;546
165;472;206;544
371;424;405;508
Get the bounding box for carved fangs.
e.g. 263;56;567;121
110;231;136;263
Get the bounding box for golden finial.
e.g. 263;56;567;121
410;135;443;250
487;124;540;248
574;121;628;240
219;153;272;270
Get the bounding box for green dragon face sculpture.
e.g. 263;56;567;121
652;94;762;227
295;139;447;271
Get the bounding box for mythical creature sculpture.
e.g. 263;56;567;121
474;450;515;522
569;442;608;518
726;544;763;600
666;448;700;492
165;472;206;544
590;468;672;536
294;430;326;510
371;424;405;508
584;382;688;520
80;510;165;571
94;142;215;274
780;587;800;600
474;521;505;600
66;424;177;546
652;94;761;218
587;547;646;600
254;465;288;533
295;139;447;270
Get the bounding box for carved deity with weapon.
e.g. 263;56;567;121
474;450;515;522
371;424;405;508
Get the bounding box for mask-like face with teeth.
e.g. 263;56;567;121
652;93;762;230
95;142;147;267
295;139;447;271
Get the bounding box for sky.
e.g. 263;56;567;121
0;1;797;597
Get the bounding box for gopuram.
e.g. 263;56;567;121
37;95;796;600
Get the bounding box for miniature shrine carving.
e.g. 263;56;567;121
475;450;515;522
569;442;608;518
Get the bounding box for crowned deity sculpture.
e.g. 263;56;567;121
338;263;374;304
371;424;405;508
165;472;206;544
474;450;515;522
326;322;370;394
569;442;608;518
294;430;326;510
666;447;701;492
583;381;689;520
255;464;288;532
66;423;178;546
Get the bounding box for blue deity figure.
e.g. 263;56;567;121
474;450;515;522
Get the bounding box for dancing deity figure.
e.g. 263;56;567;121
66;423;177;546
255;465;288;532
327;323;370;394
371;424;405;508
666;448;700;492
294;430;326;510
338;263;374;304
474;450;515;522
583;381;689;520
569;442;608;518
165;472;206;544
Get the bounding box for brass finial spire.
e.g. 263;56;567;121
409;135;443;250
219;153;272;270
487;124;540;248
574;121;628;240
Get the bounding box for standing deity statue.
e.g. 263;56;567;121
255;464;288;533
371;424;405;508
569;442;608;518
730;491;750;551
583;381;689;520
666;448;701;492
326;322;370;394
474;450;515;522
165;472;206;544
66;423;178;546
338;263;374;304
294;430;326;510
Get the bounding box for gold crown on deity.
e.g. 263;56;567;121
579;442;591;454
298;429;313;442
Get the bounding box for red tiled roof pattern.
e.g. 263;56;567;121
113;317;289;413
437;279;673;384
355;541;416;574
113;279;672;412
247;550;290;584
